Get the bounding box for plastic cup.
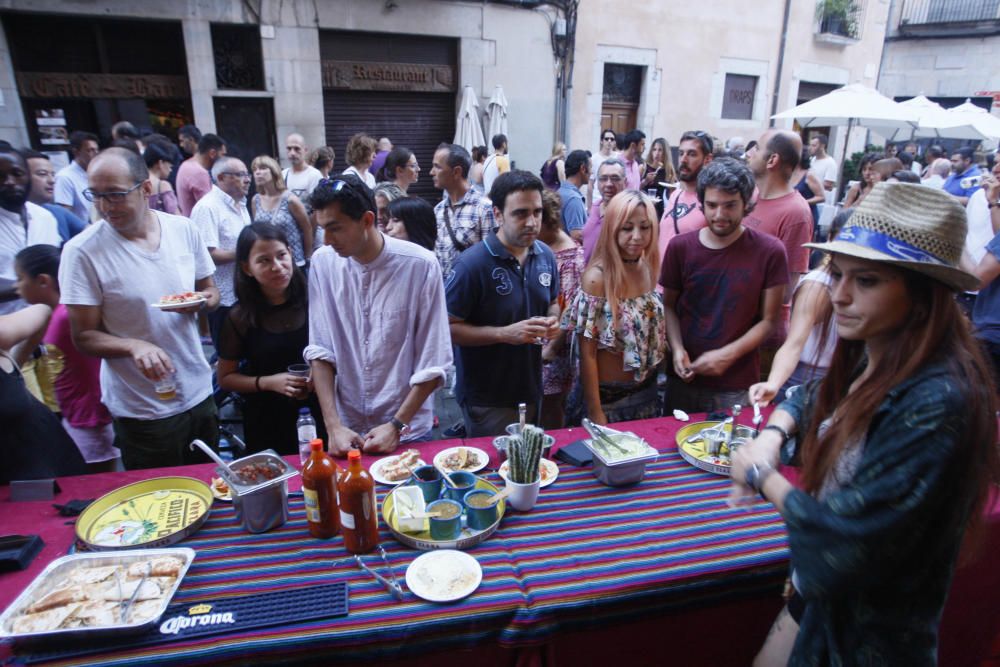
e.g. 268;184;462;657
287;363;311;379
153;376;177;401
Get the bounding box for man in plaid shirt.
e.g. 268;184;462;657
431;143;496;281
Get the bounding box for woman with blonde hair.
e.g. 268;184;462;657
250;155;313;266
641;137;677;218
540;142;567;190
342;133;377;188
562;190;665;424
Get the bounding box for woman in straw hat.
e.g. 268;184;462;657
729;182;1000;666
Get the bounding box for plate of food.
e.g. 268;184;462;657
209;476;231;502
0;548;194;642
405;549;482;603
498;458;559;488
370;449;426;486
433;446;488;474
151;292;205;311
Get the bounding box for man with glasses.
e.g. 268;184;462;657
176;133;226;217
59;147;221;469
304;175;452;455
588;129;619;209
581;157;627;262
190;157;252;346
657;130;714;262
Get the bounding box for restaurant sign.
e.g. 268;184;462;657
322;60;454;93
17;73;190;100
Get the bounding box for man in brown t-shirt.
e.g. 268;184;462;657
745;130;814;352
660;158;788;414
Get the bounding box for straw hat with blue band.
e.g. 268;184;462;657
804;182;979;293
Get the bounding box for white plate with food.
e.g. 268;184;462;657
209;476;232;502
405;549;482;603
498;458;559;488
369;449;426;486
433;446;488;474
151;292;206;311
0;548;194;642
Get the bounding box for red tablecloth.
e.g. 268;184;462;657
1;414;997;666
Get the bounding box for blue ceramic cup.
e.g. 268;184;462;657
463;489;498;531
426;499;463;540
443;471;477;502
411;465;443;503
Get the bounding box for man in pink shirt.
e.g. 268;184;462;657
582;157;627;263
744;129;814;349
658;130;715;262
621;129;645;190
176;133;226;216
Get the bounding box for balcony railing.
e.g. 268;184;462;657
816;0;866;42
900;0;1000;26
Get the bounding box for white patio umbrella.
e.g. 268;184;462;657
485;84;509;153
900;95;986;141
453;85;485;152
942;100;1000;140
772;83;920;182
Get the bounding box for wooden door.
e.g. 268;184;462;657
601;102;638;136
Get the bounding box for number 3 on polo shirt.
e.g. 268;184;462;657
492;267;512;296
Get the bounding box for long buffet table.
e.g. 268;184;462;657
1;414;998;666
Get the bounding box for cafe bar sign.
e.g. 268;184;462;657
17;73;190;100
322;60;454;93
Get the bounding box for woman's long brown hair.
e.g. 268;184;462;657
799;270;999;532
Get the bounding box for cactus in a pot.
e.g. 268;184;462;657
508;425;544;484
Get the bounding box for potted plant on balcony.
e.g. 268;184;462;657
818;0;859;38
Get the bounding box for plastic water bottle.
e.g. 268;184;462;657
297;408;317;465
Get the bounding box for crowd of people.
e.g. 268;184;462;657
2;115;1000;664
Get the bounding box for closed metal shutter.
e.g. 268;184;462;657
323;90;456;204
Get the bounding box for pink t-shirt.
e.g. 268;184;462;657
658;188;707;263
624;158;641;190
743;191;814;345
43;304;112;428
176;158;212;217
581;200;604;265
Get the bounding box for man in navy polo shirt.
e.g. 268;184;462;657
446;170;561;437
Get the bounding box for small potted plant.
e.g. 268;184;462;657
505;425;545;510
819;0;858;38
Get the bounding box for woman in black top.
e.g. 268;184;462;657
217;224;326;455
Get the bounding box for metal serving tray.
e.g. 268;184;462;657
0;547;195;644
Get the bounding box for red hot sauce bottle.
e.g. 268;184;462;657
301;439;340;539
339;449;379;554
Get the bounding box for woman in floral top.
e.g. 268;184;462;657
729;183;999;666
562;190;665;425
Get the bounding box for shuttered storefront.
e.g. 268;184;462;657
322;90;455;204
320;30;457;205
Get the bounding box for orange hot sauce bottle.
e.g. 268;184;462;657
301;439;340;539
339;449;379;554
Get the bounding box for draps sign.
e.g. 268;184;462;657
722;74;758;121
160;603;236;635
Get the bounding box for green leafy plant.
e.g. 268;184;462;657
508;426;544;484
818;0;859;37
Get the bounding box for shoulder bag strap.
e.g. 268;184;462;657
441;199;470;252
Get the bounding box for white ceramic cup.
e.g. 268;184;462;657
505;479;540;511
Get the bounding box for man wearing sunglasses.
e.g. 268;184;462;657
304;175;451;455
59;148;221;470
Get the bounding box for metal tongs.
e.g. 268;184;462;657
582;418;629;455
117;562;150;623
354;545;404;601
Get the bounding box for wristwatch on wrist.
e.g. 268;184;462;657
762;424;790;446
390;417;410;438
989;201;1000;209
745;461;776;496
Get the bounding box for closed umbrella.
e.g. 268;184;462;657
454;85;485;152
486;85;509;153
941;100;1000;140
900;95;986;141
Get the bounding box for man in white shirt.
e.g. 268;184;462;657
54;130;99;221
59;148;221;469
190;157;251;345
807;134;838;204
482;134;510;195
0;145;61;314
923;158;952;189
305;174;452;455
283;133;323;201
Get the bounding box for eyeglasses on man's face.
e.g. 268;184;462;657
220;171;251;180
83;181;144;203
598;174;624;183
